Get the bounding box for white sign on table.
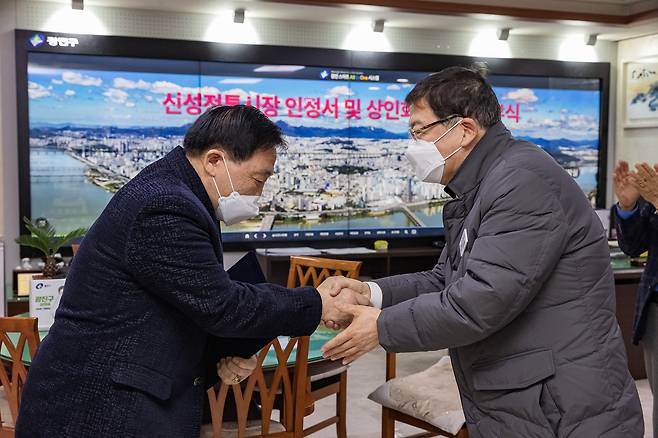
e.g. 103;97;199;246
29;275;66;330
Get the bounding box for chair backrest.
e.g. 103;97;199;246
0;317;40;431
206;336;310;438
287;256;362;288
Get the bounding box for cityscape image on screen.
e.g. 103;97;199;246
26;53;601;242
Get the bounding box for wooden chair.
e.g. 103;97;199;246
0;317;41;437
286;256;362;438
287;256;362;292
204;336;310;438
382;353;468;438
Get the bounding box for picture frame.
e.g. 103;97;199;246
623;59;658;129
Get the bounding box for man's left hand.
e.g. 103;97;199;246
320;302;381;364
217;355;258;385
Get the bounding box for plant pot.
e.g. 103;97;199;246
29;275;66;330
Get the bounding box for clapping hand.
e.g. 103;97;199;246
631;162;658;209
613;160;641;211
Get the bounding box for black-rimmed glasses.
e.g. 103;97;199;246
409;114;461;140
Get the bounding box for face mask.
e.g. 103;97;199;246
212;157;260;226
405;119;463;183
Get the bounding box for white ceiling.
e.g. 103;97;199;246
35;0;658;41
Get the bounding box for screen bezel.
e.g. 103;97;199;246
15;29;610;252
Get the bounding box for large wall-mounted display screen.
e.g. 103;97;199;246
19;32;607;244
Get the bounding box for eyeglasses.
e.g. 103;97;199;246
409;114;461;140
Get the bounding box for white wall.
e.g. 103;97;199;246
614;33;658;169
0;0;620;277
0;0;18;306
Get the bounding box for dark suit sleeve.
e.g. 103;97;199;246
124;195;322;339
615;200;653;257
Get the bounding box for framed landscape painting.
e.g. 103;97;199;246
624;61;658;128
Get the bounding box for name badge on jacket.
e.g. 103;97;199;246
459;229;468;257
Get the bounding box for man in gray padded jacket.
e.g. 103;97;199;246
320;67;644;438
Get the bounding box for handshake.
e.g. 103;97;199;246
216;276;382;384
316;277;373;330
316;276;384;364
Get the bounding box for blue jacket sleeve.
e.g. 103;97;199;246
615;204;638;220
615;200;652;257
124;195;322;339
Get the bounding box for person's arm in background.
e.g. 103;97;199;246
615;202;650;257
125;194;324;339
613;160;651;257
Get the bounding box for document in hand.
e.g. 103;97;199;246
226;250;267;284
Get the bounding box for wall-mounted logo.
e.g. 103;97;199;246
35;282;44;290
29;33;80;49
47;36;80;48
29;33;45;47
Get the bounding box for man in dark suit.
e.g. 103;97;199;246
16;105;365;437
614;160;658;436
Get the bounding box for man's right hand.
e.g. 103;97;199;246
613;160;641;211
317;277;372;329
317;276;373;330
320;276;372;301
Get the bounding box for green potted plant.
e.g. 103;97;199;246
15;217;86;329
15;217;86;278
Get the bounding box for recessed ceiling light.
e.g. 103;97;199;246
219;78;263;84
373;19;385;33
253;65;306;73
234;8;245;24
497;28;511;41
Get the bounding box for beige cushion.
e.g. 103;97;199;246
200;420;286;438
368;355;465;435
0;386;14;428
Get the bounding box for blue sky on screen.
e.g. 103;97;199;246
27;66;599;140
